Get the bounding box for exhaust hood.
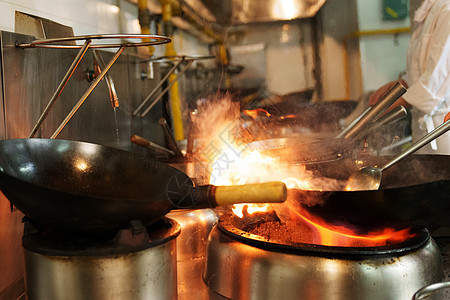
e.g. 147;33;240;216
182;0;327;25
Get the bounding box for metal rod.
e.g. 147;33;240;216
140;59;194;117
132;59;183;116
343;81;407;140
93;50;119;108
353;106;408;139
50;46;125;139
336;107;371;139
382;118;450;171
29;39;91;138
159;118;183;157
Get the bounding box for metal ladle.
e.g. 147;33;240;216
346;118;450;191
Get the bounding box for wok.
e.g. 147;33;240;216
288;154;450;233
0;139;286;235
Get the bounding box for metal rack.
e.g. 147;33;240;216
19;34;171;138
132;55;215;118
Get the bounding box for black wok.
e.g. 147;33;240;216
0;139;286;235
288;154;450;233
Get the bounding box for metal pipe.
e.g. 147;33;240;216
132;59;183;116
93;50;119;108
29;39;91;138
343;81;407;140
50;46;125;139
140;59;193;117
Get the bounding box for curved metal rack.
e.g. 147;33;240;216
18;33;171;49
133;55;215;117
24;34;171;138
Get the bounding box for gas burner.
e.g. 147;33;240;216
217;212;429;257
204;213;443;300
23;218;180;300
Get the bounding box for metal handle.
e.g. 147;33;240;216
382;118;450;171
353;106;408;139
342;81;407;140
412;281;450;299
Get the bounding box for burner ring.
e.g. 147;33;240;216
218;212;430;258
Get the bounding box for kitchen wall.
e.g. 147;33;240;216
356;0;411;92
318;0;411;101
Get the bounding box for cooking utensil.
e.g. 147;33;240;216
0;139;286;235
131;134;175;157
346;118;450;191
159;118;184;158
288;154;450;233
261;82;407;163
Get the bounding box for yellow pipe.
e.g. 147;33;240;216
341;27;411;100
160;0;184;141
138;0;154;56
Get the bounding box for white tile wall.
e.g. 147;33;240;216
0;0;140;35
0;0;209;59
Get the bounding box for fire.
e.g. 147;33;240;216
232;204;268;218
286;203;414;247
201;97;413;247
242;108;272;119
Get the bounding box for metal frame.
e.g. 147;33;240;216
133;55;214;118
22;34;172;138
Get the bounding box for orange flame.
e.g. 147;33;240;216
288;205;414;247
242;108;272;119
203;100;413;247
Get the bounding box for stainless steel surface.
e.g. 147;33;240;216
0;30;170;294
184;0;327;25
346;118;450;191
341;81;407;140
28;40;91;138
50;46;125;138
133;55;214;117
167;209;218;299
204;226;442;300
17;33;171;49
140;60;194;117
24;241;178;300
133;59;184;116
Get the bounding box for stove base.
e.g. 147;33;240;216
204;226;443;300
23;218;180;300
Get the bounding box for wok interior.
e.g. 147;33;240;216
0;139;181;200
304;154;450;190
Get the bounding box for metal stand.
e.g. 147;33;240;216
133;55;214;118
19;34;171;138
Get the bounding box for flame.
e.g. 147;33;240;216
232;204;269;218
242;108;272;119
287;204;414;247
201;97;413;247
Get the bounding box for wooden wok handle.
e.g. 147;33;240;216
211;182;287;206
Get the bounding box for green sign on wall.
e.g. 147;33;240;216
383;0;409;20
